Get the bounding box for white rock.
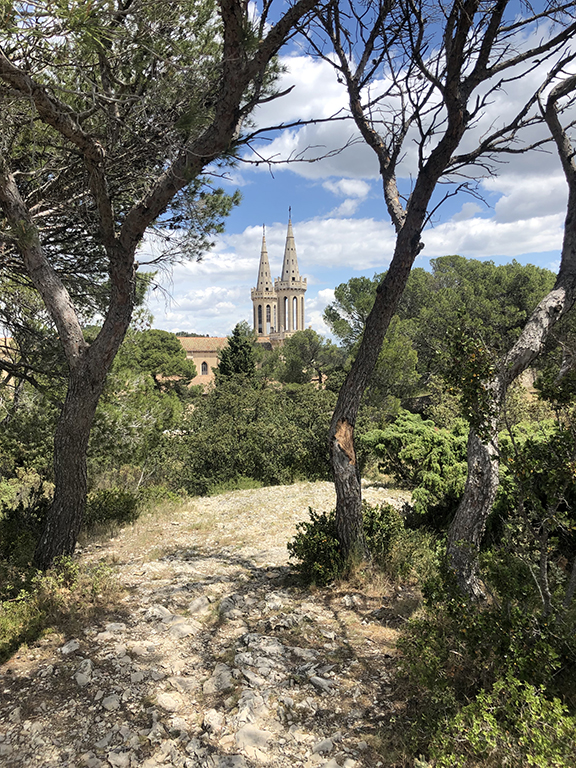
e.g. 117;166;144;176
235;724;273;751
167;621;200;639
203;663;234;695
313;739;334;754
102;694;121;711
145;605;172;621
156;693;180;712
104;622;126;633
106;751;130;767
76;659;94;686
309;676;336;692
189;595;211;614
129;642;155;656
203;708;225;734
61;639;80;655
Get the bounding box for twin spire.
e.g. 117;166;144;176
255;211;301;293
251;210;307;338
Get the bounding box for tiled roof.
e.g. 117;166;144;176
177;337;228;353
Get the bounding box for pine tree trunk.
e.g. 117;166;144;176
330;236;420;561
446;428;499;599
33;365;106;570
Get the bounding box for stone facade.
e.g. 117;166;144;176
251;216;306;340
177;336;228;386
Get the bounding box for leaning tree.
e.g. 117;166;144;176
0;0;321;569
302;0;576;563
447;58;576;598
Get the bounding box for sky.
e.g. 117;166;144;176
142;13;570;340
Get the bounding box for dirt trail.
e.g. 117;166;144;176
0;481;414;768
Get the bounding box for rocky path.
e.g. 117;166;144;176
0;482;413;768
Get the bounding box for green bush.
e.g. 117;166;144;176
287;507;344;586
208;476;263;495
83;487;140;531
0;557;119;663
396;564;576;756
431;675;576;768
0;487;50;574
360;411;468;529
288;502;413;585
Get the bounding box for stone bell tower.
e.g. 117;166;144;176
251;226;278;335
274;210;307;337
251;211;307;339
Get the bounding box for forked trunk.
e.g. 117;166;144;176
34;366;106;570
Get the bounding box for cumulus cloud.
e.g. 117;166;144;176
423;213;564;259
323;179;371;199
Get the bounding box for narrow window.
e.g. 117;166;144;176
201;361;208;375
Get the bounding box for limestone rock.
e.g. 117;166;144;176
102;694;121;711
203;663;234;695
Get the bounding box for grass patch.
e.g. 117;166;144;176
0;557;123;663
208;476;263;496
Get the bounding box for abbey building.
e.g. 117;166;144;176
251;214;307;340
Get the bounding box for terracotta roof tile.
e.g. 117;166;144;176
177;337;228;353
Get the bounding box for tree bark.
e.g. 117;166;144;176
34;365;106;569
0;0;321;570
447;72;576;596
446;428;500;599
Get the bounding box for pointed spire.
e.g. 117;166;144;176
255;224;274;292
281;209;300;282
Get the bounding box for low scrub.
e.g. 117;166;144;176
288;501;437;586
0;557;121;663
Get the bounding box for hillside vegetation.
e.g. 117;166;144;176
2;257;576;765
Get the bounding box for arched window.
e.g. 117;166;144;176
201;361;208;375
257;304;263;334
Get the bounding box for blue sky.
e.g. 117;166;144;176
143;26;569;339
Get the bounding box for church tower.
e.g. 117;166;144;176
251;227;278;335
251;212;307;339
274;211;307;336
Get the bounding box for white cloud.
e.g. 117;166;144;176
451;202;484;222
423;213;564;258
329;198;361;217
323;179;371;199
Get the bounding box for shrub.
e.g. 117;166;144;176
288;501;419;585
0;557;120;663
360;411;468;529
83;487;140;532
0;486;51;574
431;675;576;768
287;508;344;586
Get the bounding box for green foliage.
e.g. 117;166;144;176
323;273;383;350
114;328;197;394
430;675;576;768
397;560;576;761
0;557;119;663
165;378;336;495
360;411;469;525
0;483;51;575
445;328;497;438
288;501;421;585
287;508;344;586
208;476;263;495
217;322;257;380
278;328;344;386
489;417;576;612
83;488;140;532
